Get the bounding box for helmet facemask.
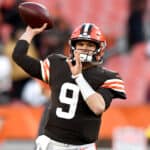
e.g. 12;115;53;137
70;40;106;64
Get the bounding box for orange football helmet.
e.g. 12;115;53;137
69;23;107;63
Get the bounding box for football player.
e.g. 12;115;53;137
12;23;126;150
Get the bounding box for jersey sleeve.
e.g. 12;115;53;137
97;88;114;110
101;73;126;99
97;72;126;110
12;40;51;83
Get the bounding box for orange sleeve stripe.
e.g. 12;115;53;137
101;79;126;93
43;59;50;82
102;85;125;90
43;63;48;82
43;59;50;71
102;84;126;93
102;81;124;86
40;59;50;82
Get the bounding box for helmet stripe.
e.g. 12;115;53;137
80;24;86;34
87;24;92;35
80;23;92;36
83;23;90;34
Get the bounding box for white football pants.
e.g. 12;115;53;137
35;135;97;150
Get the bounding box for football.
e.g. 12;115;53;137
18;2;53;29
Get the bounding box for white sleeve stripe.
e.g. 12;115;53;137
104;79;124;83
40;61;46;81
111;88;126;93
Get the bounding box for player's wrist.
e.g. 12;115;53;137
73;73;96;101
19;31;34;43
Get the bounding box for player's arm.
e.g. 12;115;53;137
67;51;126;115
12;24;50;83
72;73;126;115
79;79;106;115
82;74;127;115
67;51;106;115
73;73;106;115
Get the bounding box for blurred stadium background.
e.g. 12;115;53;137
0;0;150;149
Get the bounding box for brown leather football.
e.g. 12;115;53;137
18;2;53;29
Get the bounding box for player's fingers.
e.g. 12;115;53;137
66;58;72;68
37;23;48;32
41;23;48;30
74;51;80;65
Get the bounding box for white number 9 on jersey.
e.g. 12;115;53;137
56;82;80;119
